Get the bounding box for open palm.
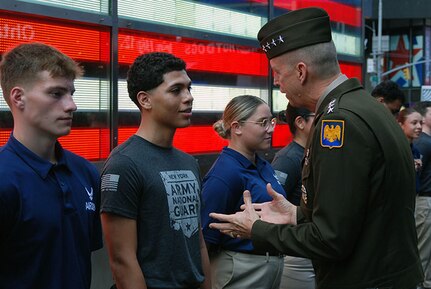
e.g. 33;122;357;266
249;183;297;225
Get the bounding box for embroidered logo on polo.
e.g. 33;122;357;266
85;187;96;211
274;170;287;186
160;170;200;238
262;35;285;52
321;120;344;149
85;187;93;200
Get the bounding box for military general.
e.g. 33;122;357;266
208;7;423;289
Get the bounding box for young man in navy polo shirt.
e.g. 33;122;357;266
0;43;103;289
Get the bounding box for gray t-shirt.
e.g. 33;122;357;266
272;141;304;206
100;135;204;288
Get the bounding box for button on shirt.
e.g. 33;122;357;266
0;134;102;289
201;147;286;252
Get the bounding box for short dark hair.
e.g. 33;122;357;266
413;101;431;117
278;103;313;135
127;52;186;107
371;80;405;104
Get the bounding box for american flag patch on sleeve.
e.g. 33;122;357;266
101;174;120;192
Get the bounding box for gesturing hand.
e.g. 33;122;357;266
209;190;259;239
242;183;297;225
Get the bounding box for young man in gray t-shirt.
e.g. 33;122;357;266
413;101;431;289
100;52;211;289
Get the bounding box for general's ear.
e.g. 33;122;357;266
296;62;307;84
136;91;151;110
9;86;25;110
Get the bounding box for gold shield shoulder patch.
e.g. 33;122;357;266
321;120;344;149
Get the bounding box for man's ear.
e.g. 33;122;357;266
376;96;385;103
137;91;151;110
297;62;307;84
10;87;25;110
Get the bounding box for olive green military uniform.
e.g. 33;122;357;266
252;78;423;288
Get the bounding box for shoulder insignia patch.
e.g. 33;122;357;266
301;185;308;205
327;99;336;114
321;120;344;149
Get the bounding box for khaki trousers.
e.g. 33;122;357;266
415;196;431;288
210;249;284;289
280;256;316;289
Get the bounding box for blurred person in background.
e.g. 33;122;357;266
371;80;405;116
397;107;423;192
413;101;431;289
272;103;316;289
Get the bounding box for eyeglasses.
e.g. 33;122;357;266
240;117;277;130
304;113;316;119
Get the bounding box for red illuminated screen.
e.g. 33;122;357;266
118;32;268;76
0;13;362;159
0;14;109;62
251;0;362;27
0;127;230;160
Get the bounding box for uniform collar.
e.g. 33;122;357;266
315;74;348;113
315;78;363;118
7;133;69;179
222;146;265;169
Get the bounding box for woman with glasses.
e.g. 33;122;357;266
271;103;316;289
201;95;285;289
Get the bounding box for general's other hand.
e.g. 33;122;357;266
241;183;297;225
209;190;259;239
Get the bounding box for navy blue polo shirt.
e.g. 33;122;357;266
411;143;422;194
0;134;103;289
201;147;286;252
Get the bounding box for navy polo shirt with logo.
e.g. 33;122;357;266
0;134;103;289
201;147;286;252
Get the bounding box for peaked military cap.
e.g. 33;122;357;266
257;7;332;59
